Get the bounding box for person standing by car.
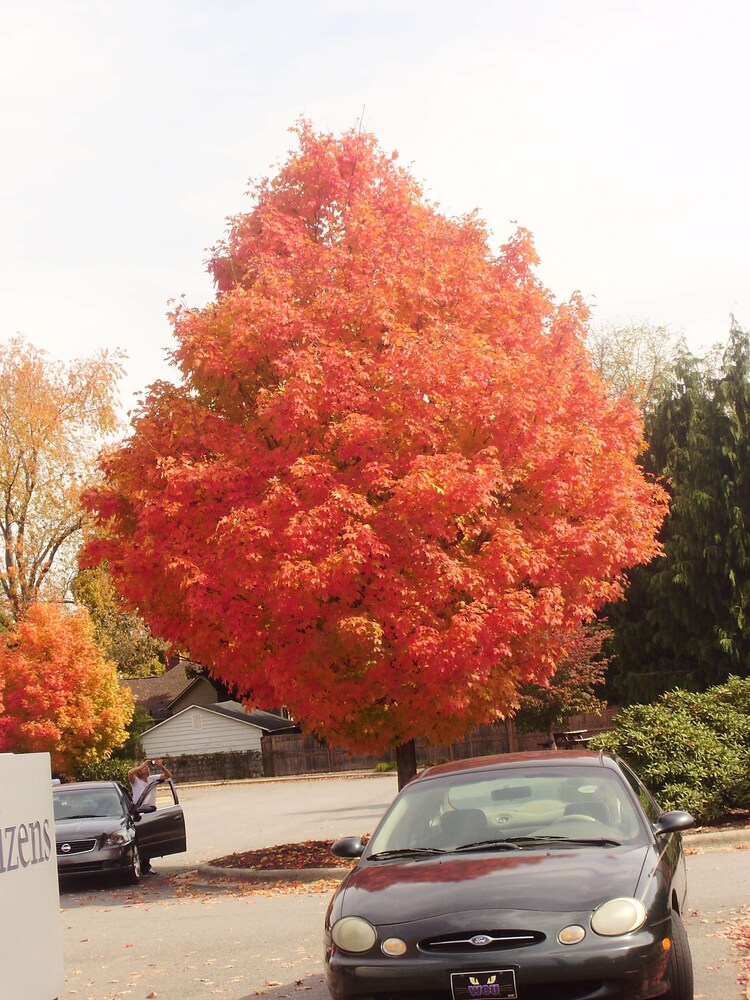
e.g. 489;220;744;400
127;758;173;875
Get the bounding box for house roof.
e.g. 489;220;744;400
122;663;197;718
165;674;215;712
141;700;298;738
205;701;298;732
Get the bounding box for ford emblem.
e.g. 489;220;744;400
469;934;493;947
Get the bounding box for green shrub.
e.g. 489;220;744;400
76;758;138;785
590;676;750;823
374;761;397;772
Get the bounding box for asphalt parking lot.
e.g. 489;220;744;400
60;774;391;999
58;774;750;1000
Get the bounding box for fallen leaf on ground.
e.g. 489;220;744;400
210;839;356;870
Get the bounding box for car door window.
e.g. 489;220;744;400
619;760;660;823
133;778;178;811
155;779;180;806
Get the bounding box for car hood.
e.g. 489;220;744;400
55;817;127;839
340;846;651;923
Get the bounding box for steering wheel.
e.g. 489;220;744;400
559;813;597;824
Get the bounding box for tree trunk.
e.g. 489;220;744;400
396;739;417;790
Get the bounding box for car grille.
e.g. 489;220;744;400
59;860;110;874
57;839;97;855
420;929;545;953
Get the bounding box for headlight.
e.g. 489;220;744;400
591;897;647;936
331;917;378;953
104;831;130;847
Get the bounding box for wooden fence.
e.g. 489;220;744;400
260;707;621;778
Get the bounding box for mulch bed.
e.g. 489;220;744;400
210;838;356;870
692;808;750;834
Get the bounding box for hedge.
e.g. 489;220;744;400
589;676;750;823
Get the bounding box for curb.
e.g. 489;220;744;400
198;862;349;882
180;770;395;791
684;827;750;851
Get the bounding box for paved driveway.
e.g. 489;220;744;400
167;772;398;868
58;774;750;1000
684;845;750;1000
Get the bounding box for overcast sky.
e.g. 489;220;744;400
2;0;748;411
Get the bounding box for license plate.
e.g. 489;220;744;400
450;968;518;999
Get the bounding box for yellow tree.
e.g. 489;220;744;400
72;563;168;677
0;338;123;619
586;321;680;413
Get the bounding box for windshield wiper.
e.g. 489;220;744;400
368;847;447;860
454;839;522;852
503;835;622;847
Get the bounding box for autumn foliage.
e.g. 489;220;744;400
514;624;611;748
0;603;133;772
86;122;666;753
0;337;122;620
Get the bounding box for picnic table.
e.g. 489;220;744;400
554;729;590;748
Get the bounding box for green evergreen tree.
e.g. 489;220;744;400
607;322;750;701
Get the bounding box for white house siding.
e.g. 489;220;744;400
141;706;264;757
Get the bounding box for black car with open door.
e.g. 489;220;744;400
52;779;187;884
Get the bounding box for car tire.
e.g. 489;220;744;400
122;844;141;885
666;910;694;1000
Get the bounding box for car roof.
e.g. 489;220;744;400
52;780;122;792
415;750;615;782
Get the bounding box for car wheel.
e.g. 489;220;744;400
666;910;694;1000
122;844;141;885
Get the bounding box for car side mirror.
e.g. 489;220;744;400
331;836;365;859
653;810;695;836
134;804;157;816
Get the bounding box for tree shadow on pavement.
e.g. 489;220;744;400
59;867;342;912
58;869;202;909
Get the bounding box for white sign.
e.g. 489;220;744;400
0;752;64;999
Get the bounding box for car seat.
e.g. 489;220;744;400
440;808;488;846
563;800;609;824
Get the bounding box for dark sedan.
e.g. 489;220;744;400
53;779;187;884
325;751;694;1000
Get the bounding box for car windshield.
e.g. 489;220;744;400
366;764;646;857
53;788;123;820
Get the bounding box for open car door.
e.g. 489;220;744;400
133;778;187;859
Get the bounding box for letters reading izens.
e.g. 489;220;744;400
0;819;52;873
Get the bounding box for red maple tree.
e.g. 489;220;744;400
514;623;611;749
0;603;134;773
86;123;666;774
